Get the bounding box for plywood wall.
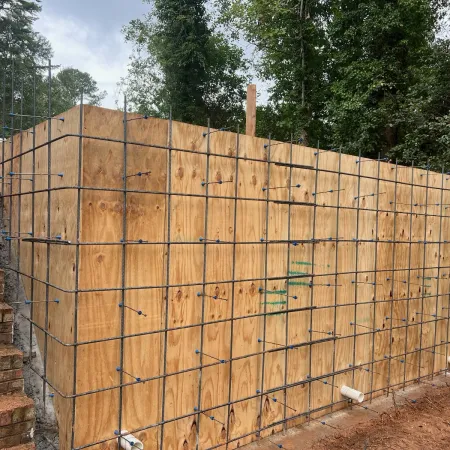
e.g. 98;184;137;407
2;106;449;450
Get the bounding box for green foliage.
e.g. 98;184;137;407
327;0;450;166
121;0;249;128
51;68;107;113
217;0;332;146
1;1;106;133
0;0;51;67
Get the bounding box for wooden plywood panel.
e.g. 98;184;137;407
4;106;450;450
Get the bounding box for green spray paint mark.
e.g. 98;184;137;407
261;301;288;306
292;261;331;268
288;281;311;286
289;271;309;275
265;290;287;295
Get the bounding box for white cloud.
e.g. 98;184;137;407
35;11;131;109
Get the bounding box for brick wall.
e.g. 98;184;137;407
0;269;35;449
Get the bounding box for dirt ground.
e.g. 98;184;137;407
247;376;450;450
311;381;450;450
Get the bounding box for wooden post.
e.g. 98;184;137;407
246;84;256;136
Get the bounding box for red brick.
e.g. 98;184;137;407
6;444;35;450
0;303;13;323
0;419;34;438
0;332;13;344
0;321;13;333
0;431;33;448
0;378;24;395
0;346;23;371
0;395;34;427
0;368;23;383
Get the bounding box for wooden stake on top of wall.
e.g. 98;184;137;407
246;84;257;137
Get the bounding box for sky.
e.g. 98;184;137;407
35;0;150;108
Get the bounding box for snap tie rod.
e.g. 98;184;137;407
9;113;64;121
262;184;301;191
118;303;147;317
8;172;64;177
123;171;151;179
201;180;233;186
312;189;345;196
115;367;142;382
193;407;225;426
195;349;227;364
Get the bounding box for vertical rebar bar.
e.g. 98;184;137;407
308;143;320;412
418;162;430;380
432;168;445;376
159;107;173;450
70;91;84;449
331;148;342;409
369;153;382;401
387;160;398;391
352;148;362;387
258;134;272;432
283;135;294;427
42;59;52;412
28;68;37;362
196;119;211;449
225;125;240;449
403;162;415;389
117;96;128;447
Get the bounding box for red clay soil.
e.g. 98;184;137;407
311;383;450;450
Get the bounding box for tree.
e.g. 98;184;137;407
327;0;450;163
51;68;107;114
1;1;52;131
218;0;332;145
121;0;249;128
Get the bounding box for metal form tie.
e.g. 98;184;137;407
262;184;301;191
193;407;225;426
9;112;64;122
124;115;149;122
2;126;34;134
201;180;232;186
118;303;147;317
354;192;386;200
197;292;228;301
195;349;226;364
8;172;64;177
351;322;381;332
312;189;345;196
115;367;141;382
356;157;389;164
203;127;231;137
123;171;151;179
